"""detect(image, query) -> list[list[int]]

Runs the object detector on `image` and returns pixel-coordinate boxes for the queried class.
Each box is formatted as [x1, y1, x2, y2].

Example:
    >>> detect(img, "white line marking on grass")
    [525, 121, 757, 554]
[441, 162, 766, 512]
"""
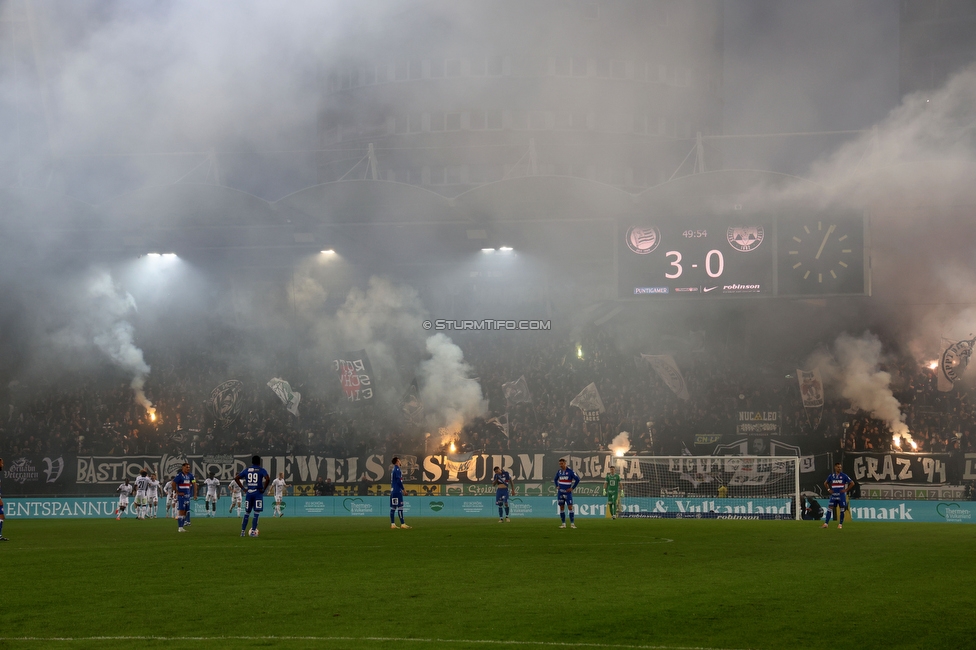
[424, 539, 674, 548]
[11, 539, 672, 551]
[0, 636, 747, 650]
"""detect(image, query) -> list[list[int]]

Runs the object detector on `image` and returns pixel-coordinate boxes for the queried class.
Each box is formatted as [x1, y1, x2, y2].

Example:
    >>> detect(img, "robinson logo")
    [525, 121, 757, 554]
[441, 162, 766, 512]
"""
[727, 226, 764, 252]
[625, 226, 661, 254]
[723, 283, 761, 294]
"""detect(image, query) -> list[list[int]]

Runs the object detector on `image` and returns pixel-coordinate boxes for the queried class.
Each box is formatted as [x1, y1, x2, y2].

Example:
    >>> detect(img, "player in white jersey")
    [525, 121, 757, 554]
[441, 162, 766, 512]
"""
[204, 472, 221, 517]
[116, 479, 133, 520]
[163, 479, 177, 519]
[228, 478, 243, 516]
[271, 472, 287, 517]
[148, 473, 161, 518]
[133, 470, 152, 520]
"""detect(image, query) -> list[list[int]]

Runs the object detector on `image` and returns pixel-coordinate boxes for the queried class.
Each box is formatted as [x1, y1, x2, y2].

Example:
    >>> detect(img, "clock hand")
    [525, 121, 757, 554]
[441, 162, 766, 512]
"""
[815, 224, 836, 260]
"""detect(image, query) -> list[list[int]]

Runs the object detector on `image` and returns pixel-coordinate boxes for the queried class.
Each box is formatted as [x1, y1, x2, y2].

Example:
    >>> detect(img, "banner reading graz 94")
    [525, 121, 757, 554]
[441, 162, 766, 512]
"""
[843, 452, 954, 485]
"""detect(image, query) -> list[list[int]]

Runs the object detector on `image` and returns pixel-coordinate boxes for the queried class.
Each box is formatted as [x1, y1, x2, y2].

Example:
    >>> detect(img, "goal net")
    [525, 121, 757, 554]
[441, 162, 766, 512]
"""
[616, 456, 800, 520]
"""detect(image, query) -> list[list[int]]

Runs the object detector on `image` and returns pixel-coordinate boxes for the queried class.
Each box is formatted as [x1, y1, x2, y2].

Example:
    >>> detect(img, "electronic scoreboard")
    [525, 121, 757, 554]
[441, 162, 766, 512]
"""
[617, 213, 867, 298]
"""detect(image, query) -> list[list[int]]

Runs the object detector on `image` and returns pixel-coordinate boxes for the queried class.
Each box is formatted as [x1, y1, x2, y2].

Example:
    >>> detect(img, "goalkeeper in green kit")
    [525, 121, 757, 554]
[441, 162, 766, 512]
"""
[605, 465, 622, 519]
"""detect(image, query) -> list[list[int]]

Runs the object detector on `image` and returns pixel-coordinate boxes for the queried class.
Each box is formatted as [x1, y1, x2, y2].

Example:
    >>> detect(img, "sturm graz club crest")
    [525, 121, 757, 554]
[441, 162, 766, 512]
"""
[625, 226, 661, 254]
[942, 339, 975, 385]
[727, 226, 765, 252]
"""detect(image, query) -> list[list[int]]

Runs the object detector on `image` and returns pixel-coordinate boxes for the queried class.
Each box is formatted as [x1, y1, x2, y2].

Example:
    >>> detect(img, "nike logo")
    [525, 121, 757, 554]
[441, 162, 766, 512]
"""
[703, 286, 718, 293]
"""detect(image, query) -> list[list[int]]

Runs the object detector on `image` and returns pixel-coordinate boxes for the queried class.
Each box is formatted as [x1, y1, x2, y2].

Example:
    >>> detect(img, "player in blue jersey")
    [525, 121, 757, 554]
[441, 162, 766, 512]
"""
[235, 455, 271, 537]
[389, 457, 411, 529]
[0, 457, 8, 541]
[554, 458, 581, 529]
[492, 466, 514, 522]
[823, 462, 853, 529]
[172, 462, 197, 533]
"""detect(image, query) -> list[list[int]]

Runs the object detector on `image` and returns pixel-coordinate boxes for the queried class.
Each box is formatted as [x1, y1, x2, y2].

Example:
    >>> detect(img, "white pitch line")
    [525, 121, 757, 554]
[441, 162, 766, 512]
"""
[11, 539, 672, 551]
[0, 636, 749, 650]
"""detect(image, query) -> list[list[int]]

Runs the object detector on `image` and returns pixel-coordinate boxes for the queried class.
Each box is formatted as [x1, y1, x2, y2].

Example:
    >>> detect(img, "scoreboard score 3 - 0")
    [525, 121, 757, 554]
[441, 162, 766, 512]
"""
[617, 213, 867, 298]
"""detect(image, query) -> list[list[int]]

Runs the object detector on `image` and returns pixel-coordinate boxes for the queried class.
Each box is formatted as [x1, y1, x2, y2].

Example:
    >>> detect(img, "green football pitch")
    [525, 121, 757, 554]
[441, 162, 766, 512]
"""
[0, 516, 972, 650]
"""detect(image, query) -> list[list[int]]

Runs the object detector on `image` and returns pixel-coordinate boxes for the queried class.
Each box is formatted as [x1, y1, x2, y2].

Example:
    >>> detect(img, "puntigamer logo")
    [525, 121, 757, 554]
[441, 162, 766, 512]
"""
[428, 501, 445, 512]
[937, 502, 972, 523]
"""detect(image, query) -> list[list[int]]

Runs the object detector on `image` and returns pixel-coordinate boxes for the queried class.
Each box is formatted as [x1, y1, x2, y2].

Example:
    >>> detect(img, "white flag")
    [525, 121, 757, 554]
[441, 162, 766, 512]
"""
[570, 382, 605, 413]
[796, 369, 824, 408]
[487, 413, 510, 438]
[267, 378, 301, 417]
[641, 354, 690, 401]
[502, 376, 532, 405]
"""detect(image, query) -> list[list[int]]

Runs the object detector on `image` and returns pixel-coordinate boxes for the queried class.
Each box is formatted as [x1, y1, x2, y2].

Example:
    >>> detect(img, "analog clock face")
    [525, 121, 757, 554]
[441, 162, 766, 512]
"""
[780, 217, 865, 295]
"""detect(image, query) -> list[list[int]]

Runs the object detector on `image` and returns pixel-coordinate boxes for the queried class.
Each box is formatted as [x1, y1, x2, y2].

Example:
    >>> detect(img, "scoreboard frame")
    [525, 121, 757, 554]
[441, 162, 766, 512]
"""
[615, 211, 870, 299]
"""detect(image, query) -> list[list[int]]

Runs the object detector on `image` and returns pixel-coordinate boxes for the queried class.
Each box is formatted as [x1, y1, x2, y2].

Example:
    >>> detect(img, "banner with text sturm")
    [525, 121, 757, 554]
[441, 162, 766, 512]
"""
[3, 450, 655, 496]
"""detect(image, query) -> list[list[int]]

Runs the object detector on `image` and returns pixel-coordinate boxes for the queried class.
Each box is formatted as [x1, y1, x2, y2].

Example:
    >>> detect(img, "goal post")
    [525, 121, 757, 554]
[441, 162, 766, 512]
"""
[615, 456, 801, 521]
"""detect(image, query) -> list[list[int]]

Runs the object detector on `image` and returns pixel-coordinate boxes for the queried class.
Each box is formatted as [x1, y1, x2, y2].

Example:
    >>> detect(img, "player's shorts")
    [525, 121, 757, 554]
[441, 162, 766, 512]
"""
[206, 493, 218, 502]
[390, 492, 404, 509]
[245, 493, 263, 513]
[557, 491, 574, 507]
[495, 490, 509, 506]
[177, 495, 191, 512]
[149, 496, 158, 505]
[118, 497, 130, 507]
[135, 495, 148, 506]
[0, 501, 4, 516]
[828, 494, 848, 509]
[231, 494, 242, 505]
[275, 495, 283, 503]
[606, 490, 619, 501]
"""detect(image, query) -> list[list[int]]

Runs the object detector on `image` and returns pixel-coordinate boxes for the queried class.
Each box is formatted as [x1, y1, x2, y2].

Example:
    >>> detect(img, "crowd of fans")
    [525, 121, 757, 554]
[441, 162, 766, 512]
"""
[1, 325, 974, 462]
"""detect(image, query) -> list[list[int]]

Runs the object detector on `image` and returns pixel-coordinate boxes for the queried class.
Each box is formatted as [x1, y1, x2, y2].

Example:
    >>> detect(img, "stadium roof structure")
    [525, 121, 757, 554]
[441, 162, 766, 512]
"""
[4, 166, 947, 271]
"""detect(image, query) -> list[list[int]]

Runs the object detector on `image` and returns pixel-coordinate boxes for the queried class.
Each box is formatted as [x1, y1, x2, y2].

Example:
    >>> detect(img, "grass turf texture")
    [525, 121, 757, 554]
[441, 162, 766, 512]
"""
[0, 517, 972, 650]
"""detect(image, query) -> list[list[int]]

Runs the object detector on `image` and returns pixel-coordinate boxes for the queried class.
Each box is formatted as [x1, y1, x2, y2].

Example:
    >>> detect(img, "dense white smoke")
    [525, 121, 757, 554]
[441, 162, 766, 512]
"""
[736, 64, 976, 211]
[812, 333, 911, 448]
[297, 275, 487, 430]
[419, 333, 487, 438]
[85, 271, 155, 416]
[609, 431, 631, 457]
[327, 276, 428, 406]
